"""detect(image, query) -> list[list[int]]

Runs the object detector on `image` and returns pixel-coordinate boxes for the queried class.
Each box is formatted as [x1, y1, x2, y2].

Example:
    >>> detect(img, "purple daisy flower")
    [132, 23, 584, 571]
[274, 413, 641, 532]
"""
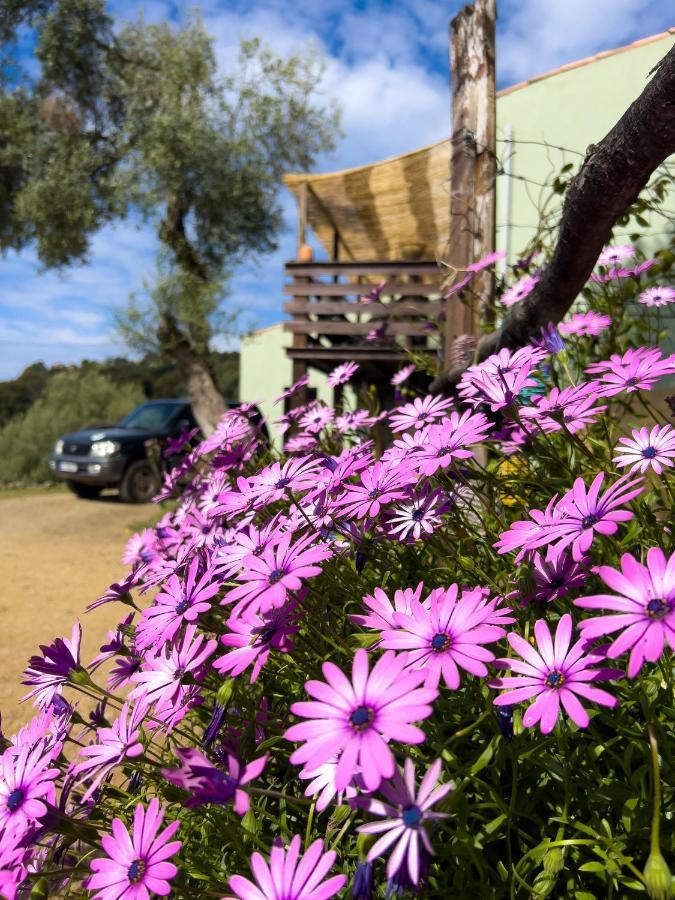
[388, 395, 453, 433]
[85, 798, 181, 899]
[22, 623, 83, 708]
[597, 244, 634, 267]
[500, 274, 539, 307]
[327, 361, 359, 387]
[212, 601, 301, 683]
[136, 557, 221, 650]
[638, 286, 675, 307]
[491, 614, 621, 734]
[352, 757, 452, 886]
[285, 649, 437, 792]
[575, 547, 675, 677]
[522, 551, 588, 605]
[558, 311, 612, 336]
[379, 584, 508, 690]
[391, 364, 416, 386]
[613, 425, 675, 475]
[162, 747, 266, 814]
[0, 740, 59, 830]
[70, 701, 146, 802]
[229, 834, 346, 900]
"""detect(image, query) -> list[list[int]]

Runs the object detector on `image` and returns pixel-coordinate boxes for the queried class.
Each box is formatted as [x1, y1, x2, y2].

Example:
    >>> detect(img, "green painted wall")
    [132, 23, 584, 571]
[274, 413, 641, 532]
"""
[241, 34, 675, 428]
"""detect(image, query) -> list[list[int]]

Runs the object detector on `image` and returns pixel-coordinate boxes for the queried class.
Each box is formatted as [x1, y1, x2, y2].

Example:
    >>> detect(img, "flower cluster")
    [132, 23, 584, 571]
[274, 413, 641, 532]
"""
[2, 251, 674, 899]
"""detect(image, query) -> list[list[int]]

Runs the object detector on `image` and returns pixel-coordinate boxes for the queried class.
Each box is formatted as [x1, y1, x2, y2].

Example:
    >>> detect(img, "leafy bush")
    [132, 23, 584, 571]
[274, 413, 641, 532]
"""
[0, 369, 144, 483]
[1, 244, 674, 900]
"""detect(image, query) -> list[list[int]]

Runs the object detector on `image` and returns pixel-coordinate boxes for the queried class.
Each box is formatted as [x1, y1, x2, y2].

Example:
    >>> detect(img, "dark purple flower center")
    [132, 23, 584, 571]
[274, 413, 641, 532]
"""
[140, 550, 154, 563]
[545, 670, 565, 689]
[201, 525, 211, 535]
[642, 446, 657, 459]
[646, 598, 669, 619]
[6, 789, 23, 811]
[349, 705, 374, 731]
[581, 514, 598, 529]
[175, 599, 189, 615]
[411, 509, 425, 521]
[127, 859, 146, 884]
[625, 377, 639, 386]
[275, 478, 291, 489]
[437, 446, 452, 456]
[402, 804, 423, 827]
[368, 490, 381, 501]
[256, 624, 277, 644]
[431, 633, 452, 653]
[417, 412, 428, 421]
[268, 569, 285, 585]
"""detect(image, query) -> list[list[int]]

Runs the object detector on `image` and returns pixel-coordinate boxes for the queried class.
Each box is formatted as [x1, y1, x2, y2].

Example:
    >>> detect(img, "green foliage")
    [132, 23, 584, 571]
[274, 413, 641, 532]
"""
[1, 2, 340, 383]
[0, 368, 143, 483]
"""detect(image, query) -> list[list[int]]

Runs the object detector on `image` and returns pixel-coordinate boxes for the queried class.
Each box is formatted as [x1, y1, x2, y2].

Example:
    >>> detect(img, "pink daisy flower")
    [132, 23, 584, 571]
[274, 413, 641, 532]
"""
[129, 623, 217, 711]
[85, 798, 181, 899]
[465, 365, 538, 413]
[597, 244, 634, 267]
[613, 425, 675, 475]
[500, 274, 539, 307]
[0, 741, 59, 830]
[558, 312, 612, 336]
[385, 488, 446, 542]
[136, 557, 221, 650]
[327, 361, 359, 386]
[519, 384, 607, 434]
[285, 649, 437, 792]
[350, 584, 426, 631]
[388, 395, 453, 433]
[249, 457, 322, 506]
[517, 551, 588, 605]
[379, 584, 509, 689]
[298, 403, 334, 434]
[638, 286, 675, 307]
[491, 614, 621, 733]
[70, 701, 146, 801]
[391, 364, 416, 386]
[413, 411, 491, 475]
[228, 834, 346, 900]
[575, 547, 675, 677]
[273, 374, 310, 406]
[212, 601, 300, 682]
[353, 757, 451, 886]
[224, 531, 332, 617]
[336, 461, 413, 520]
[298, 757, 358, 811]
[586, 347, 675, 397]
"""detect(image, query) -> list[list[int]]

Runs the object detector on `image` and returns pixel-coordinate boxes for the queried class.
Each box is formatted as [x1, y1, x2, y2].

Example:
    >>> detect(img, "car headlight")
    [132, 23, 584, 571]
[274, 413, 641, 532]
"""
[54, 439, 64, 454]
[90, 440, 120, 457]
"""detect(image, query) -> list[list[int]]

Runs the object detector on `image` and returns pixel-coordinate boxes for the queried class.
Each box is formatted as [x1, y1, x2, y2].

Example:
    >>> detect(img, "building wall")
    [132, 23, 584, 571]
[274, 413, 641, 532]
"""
[241, 34, 675, 426]
[496, 34, 674, 261]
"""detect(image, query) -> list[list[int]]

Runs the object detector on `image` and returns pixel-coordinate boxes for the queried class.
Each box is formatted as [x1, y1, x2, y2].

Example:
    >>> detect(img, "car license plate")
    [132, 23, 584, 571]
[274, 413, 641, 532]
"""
[59, 461, 78, 473]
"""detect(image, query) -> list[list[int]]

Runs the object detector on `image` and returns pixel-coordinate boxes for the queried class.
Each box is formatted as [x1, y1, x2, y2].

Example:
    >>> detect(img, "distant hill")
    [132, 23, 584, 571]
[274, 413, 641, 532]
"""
[0, 352, 239, 430]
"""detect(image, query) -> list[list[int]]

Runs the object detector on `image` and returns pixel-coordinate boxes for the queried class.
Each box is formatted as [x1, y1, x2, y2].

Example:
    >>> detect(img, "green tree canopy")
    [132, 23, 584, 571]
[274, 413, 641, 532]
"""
[1, 1, 340, 430]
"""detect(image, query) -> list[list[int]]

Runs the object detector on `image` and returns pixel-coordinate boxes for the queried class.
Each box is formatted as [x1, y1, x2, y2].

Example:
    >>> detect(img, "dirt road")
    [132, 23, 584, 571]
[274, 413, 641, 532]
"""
[0, 491, 155, 735]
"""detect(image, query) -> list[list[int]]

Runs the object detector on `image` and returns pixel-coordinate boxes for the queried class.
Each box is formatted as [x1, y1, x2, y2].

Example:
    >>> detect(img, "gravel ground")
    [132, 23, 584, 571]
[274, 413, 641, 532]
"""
[0, 490, 155, 735]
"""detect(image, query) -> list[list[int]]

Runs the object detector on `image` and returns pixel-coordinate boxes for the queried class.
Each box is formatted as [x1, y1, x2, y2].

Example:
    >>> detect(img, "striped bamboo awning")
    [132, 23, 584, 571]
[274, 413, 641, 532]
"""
[284, 139, 451, 262]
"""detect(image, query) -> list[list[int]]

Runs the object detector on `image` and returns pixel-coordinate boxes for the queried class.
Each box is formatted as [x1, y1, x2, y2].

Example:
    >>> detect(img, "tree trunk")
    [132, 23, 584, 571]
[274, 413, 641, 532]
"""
[158, 195, 227, 435]
[431, 41, 675, 393]
[157, 312, 226, 436]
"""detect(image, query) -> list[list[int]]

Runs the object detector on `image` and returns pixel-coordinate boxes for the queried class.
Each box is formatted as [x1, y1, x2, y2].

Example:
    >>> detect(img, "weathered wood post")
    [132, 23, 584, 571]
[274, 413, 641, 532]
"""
[443, 0, 497, 370]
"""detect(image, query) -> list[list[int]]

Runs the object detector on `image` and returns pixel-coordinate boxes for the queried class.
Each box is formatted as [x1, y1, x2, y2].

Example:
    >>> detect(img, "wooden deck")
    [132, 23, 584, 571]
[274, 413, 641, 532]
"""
[283, 260, 443, 397]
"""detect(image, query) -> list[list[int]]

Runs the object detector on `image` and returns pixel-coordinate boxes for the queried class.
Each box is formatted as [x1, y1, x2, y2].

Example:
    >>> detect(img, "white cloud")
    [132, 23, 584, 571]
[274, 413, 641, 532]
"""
[496, 0, 673, 85]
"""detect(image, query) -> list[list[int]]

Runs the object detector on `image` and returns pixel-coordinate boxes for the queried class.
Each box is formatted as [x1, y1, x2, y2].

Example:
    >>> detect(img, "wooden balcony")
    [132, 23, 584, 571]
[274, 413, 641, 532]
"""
[283, 260, 443, 389]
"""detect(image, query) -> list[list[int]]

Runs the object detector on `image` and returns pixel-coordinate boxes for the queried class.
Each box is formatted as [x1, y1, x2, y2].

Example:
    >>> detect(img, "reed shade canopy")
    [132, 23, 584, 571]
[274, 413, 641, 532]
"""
[284, 139, 452, 263]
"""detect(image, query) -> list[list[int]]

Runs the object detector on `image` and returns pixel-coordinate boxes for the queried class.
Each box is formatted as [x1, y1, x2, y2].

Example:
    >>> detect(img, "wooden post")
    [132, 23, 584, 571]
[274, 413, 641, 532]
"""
[297, 181, 308, 254]
[443, 0, 496, 370]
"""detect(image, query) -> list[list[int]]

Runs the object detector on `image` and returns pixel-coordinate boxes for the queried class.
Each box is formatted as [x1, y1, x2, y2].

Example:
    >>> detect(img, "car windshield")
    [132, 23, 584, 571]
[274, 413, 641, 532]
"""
[119, 403, 184, 430]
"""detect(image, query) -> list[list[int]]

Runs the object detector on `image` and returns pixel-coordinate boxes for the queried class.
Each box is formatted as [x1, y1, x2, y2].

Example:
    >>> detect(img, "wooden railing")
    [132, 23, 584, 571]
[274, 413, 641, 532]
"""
[283, 261, 443, 377]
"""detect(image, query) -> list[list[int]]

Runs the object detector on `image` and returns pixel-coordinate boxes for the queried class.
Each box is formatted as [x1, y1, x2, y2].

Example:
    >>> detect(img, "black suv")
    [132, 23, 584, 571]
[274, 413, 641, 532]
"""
[49, 399, 197, 503]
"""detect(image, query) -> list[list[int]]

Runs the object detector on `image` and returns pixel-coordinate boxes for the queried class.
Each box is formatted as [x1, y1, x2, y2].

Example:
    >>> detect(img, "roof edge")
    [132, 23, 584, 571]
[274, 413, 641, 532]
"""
[498, 28, 675, 98]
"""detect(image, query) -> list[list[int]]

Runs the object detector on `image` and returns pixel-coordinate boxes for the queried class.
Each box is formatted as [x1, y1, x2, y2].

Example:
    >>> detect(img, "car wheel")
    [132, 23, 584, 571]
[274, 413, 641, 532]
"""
[66, 481, 103, 500]
[119, 460, 160, 504]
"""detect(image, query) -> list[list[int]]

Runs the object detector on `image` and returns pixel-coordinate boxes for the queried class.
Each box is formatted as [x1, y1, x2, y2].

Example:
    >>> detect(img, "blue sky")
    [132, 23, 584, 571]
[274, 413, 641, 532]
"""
[1, 0, 673, 380]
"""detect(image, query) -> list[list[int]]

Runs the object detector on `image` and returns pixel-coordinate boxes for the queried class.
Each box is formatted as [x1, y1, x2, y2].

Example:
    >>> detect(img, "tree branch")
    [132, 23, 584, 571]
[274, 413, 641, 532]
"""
[431, 41, 675, 394]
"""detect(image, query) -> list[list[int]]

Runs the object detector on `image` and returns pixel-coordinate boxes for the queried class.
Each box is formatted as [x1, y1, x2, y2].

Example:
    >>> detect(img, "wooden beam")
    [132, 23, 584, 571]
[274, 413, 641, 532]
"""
[282, 281, 441, 297]
[283, 300, 443, 317]
[284, 320, 436, 337]
[285, 261, 440, 277]
[443, 0, 496, 368]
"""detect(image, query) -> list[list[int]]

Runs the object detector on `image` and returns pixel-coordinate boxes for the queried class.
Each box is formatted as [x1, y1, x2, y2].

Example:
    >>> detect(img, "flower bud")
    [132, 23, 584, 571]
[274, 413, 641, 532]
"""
[643, 846, 672, 900]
